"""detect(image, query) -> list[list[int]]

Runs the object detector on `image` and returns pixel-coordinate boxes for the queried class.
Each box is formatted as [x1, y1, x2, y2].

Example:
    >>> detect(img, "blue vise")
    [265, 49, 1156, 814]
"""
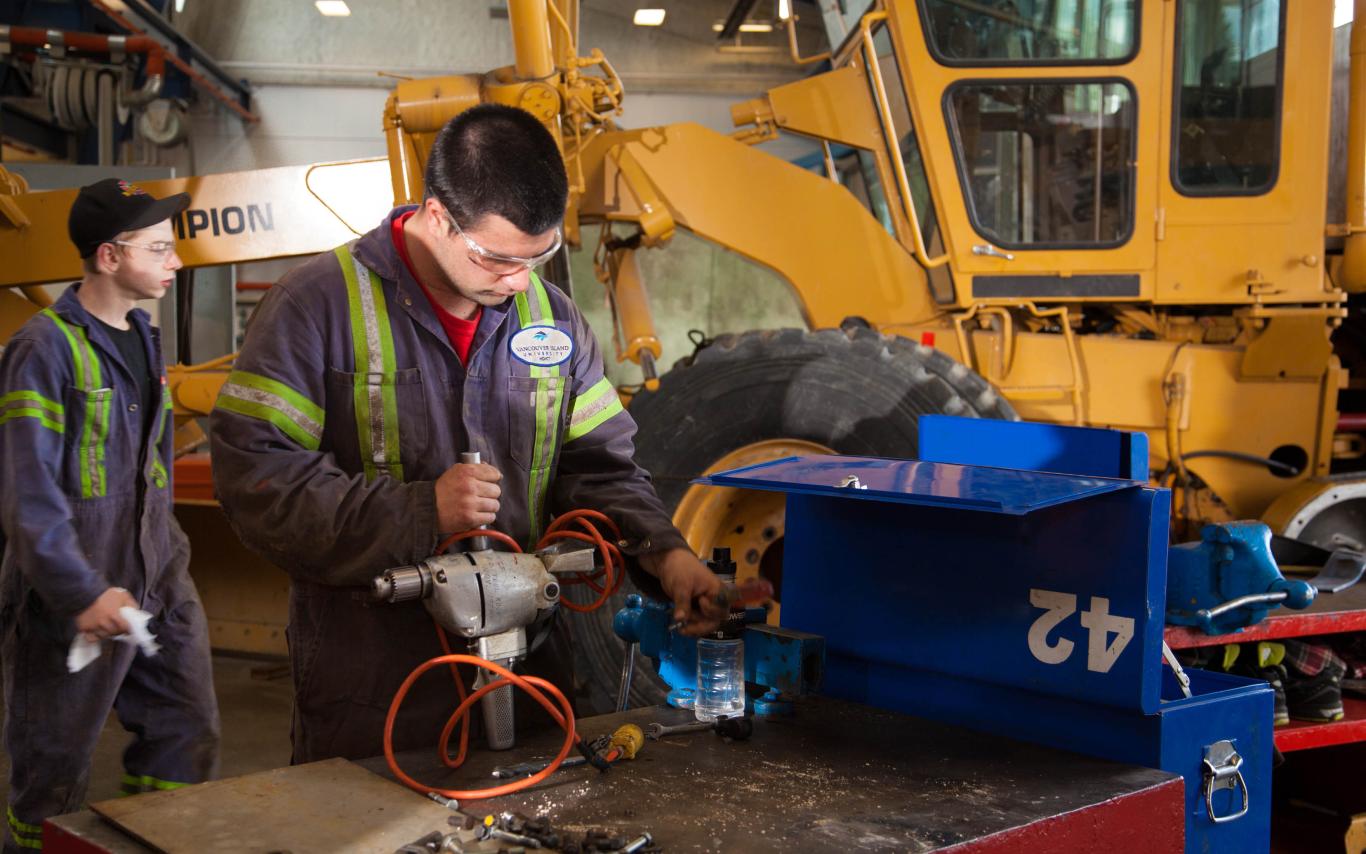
[613, 594, 825, 712]
[1166, 522, 1316, 635]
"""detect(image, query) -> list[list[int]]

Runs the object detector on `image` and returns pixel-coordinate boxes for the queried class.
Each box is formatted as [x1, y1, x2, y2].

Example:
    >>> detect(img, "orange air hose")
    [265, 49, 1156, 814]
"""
[386, 510, 627, 800]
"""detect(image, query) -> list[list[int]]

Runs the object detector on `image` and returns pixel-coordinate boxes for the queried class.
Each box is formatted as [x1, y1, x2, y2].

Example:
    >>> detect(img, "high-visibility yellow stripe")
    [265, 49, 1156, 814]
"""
[337, 244, 403, 482]
[0, 409, 64, 434]
[0, 391, 62, 416]
[7, 807, 40, 835]
[8, 806, 43, 849]
[566, 377, 624, 442]
[515, 272, 563, 546]
[120, 773, 191, 793]
[215, 370, 324, 451]
[41, 310, 106, 497]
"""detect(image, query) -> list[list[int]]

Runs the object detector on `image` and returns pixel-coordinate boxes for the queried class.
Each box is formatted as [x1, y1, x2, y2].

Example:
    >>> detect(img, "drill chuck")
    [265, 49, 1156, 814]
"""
[371, 566, 430, 603]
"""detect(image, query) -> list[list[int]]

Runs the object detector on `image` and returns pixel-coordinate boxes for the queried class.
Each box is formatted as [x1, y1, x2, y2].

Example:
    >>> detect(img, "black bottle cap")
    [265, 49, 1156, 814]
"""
[708, 547, 737, 577]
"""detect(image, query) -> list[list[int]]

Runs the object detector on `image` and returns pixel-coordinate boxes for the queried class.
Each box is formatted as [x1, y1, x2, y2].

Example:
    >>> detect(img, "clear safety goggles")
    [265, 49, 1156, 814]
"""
[112, 239, 178, 261]
[443, 210, 562, 276]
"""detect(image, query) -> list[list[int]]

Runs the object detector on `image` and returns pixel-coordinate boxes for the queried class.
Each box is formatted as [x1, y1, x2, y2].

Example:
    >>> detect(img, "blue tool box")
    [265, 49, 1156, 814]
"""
[696, 416, 1272, 853]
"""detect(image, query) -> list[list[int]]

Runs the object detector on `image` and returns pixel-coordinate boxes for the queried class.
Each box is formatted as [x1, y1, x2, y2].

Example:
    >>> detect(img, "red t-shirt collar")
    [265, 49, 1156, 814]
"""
[391, 210, 481, 364]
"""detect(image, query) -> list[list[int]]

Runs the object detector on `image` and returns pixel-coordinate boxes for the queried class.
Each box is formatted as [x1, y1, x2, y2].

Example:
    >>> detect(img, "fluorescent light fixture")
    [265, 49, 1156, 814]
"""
[633, 8, 666, 26]
[175, 0, 187, 12]
[778, 0, 791, 20]
[315, 0, 351, 16]
[712, 21, 775, 33]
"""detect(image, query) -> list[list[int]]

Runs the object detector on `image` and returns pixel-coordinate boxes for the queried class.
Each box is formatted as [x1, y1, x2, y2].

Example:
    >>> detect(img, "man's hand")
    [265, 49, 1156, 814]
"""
[74, 587, 137, 641]
[435, 462, 502, 532]
[642, 548, 727, 637]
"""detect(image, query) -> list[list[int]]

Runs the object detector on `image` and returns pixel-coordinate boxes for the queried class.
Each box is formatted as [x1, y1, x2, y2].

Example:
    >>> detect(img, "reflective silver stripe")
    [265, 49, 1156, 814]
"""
[521, 274, 561, 544]
[41, 309, 106, 497]
[0, 396, 63, 425]
[524, 284, 548, 324]
[352, 254, 387, 466]
[221, 381, 323, 443]
[71, 338, 97, 394]
[567, 381, 622, 441]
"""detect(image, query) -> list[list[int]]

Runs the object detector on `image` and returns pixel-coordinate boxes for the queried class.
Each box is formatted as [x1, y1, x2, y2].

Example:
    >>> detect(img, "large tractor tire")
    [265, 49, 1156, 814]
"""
[568, 327, 1017, 712]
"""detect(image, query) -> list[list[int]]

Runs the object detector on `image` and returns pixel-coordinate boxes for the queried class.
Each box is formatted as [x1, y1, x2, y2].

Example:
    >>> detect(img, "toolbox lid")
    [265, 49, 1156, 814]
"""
[695, 454, 1139, 515]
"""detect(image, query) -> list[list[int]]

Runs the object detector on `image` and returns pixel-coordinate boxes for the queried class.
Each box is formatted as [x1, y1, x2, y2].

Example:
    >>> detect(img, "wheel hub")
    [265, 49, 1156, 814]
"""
[673, 438, 833, 621]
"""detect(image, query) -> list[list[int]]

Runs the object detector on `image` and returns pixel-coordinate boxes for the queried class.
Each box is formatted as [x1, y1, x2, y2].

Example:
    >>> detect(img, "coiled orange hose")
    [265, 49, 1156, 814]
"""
[385, 510, 626, 799]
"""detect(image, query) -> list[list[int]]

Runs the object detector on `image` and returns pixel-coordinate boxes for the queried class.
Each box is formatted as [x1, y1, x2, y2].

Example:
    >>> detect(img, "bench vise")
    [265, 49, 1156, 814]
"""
[613, 593, 825, 714]
[1166, 522, 1317, 635]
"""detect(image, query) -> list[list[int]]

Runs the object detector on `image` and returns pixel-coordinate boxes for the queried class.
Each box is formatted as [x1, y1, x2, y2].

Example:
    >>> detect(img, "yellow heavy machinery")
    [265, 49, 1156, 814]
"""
[0, 0, 1362, 706]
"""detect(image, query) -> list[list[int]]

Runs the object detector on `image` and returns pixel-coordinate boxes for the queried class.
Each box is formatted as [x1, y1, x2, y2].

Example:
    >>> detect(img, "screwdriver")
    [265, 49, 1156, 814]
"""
[668, 577, 774, 633]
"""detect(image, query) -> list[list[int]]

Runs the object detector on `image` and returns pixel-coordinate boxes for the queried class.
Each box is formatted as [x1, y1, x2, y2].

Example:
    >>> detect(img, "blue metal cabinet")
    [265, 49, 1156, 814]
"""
[698, 417, 1271, 853]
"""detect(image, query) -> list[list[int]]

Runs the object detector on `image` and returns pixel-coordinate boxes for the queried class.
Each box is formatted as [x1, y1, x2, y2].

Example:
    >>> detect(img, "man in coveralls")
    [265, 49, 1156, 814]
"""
[0, 179, 220, 852]
[209, 104, 726, 763]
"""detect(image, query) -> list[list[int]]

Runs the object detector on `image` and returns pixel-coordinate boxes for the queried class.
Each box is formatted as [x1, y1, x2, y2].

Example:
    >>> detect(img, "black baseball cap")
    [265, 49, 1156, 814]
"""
[67, 178, 190, 258]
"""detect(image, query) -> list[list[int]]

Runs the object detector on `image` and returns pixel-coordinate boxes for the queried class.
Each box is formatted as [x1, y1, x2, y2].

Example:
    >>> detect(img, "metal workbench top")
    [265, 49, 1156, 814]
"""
[362, 697, 1183, 852]
[48, 697, 1183, 853]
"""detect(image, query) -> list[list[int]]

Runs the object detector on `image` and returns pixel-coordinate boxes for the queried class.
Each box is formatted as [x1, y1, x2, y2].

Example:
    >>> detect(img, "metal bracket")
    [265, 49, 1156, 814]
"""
[1161, 642, 1193, 699]
[1201, 740, 1249, 824]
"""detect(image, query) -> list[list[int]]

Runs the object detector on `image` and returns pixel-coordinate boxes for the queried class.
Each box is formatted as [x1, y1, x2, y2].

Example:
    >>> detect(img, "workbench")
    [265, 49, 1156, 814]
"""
[46, 698, 1183, 853]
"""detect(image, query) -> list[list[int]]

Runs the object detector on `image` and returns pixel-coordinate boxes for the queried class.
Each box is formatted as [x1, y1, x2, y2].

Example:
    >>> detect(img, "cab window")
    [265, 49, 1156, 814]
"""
[922, 0, 1138, 65]
[864, 26, 942, 258]
[947, 81, 1136, 248]
[835, 147, 896, 237]
[864, 25, 954, 301]
[1173, 0, 1284, 195]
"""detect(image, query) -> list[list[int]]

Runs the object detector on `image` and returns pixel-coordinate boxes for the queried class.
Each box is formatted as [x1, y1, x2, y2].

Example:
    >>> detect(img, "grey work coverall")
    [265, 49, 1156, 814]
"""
[208, 206, 687, 763]
[0, 287, 219, 853]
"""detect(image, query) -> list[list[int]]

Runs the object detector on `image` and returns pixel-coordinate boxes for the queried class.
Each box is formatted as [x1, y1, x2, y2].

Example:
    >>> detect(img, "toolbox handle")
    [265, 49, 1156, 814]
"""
[1201, 740, 1249, 824]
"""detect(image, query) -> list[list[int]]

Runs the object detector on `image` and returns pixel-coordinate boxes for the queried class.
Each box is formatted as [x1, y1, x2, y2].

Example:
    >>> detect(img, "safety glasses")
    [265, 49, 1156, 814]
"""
[443, 210, 562, 276]
[112, 239, 178, 261]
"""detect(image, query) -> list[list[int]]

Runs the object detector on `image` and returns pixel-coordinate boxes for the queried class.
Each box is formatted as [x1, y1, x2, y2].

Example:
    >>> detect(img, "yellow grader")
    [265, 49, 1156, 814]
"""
[0, 0, 1361, 707]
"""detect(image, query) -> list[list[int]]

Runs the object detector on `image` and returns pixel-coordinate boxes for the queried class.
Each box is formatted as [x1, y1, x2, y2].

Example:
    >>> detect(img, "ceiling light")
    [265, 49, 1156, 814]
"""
[778, 0, 791, 20]
[315, 1, 351, 16]
[633, 8, 666, 26]
[712, 21, 775, 33]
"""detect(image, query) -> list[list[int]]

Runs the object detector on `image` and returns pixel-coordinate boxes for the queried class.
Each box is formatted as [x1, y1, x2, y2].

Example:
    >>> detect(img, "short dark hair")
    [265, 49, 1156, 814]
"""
[424, 104, 568, 235]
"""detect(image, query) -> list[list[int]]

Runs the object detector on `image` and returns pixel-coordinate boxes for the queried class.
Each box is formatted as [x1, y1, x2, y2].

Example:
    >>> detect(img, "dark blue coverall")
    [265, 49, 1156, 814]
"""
[0, 287, 219, 852]
[208, 206, 688, 763]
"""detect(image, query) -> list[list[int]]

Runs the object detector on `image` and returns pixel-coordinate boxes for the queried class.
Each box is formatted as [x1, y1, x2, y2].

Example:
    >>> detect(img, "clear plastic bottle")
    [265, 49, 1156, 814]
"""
[695, 636, 745, 722]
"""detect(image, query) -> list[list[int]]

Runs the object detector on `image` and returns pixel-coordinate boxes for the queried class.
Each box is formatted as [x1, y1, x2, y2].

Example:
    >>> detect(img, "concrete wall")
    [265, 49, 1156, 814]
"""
[569, 230, 807, 387]
[164, 1, 824, 370]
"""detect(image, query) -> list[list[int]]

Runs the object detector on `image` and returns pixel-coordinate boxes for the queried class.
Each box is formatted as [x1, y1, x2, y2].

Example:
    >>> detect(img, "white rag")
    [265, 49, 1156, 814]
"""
[66, 606, 161, 674]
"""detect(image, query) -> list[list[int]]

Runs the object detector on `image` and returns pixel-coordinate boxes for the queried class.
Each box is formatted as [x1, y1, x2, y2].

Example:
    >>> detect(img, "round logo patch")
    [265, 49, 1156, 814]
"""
[509, 326, 574, 367]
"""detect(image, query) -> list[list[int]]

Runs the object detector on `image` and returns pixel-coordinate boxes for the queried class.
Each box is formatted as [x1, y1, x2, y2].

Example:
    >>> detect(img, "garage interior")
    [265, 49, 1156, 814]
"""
[3, 1, 1366, 852]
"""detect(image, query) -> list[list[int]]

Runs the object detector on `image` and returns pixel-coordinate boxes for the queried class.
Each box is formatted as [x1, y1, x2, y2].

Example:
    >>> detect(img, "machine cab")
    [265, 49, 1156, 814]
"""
[820, 0, 1332, 308]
